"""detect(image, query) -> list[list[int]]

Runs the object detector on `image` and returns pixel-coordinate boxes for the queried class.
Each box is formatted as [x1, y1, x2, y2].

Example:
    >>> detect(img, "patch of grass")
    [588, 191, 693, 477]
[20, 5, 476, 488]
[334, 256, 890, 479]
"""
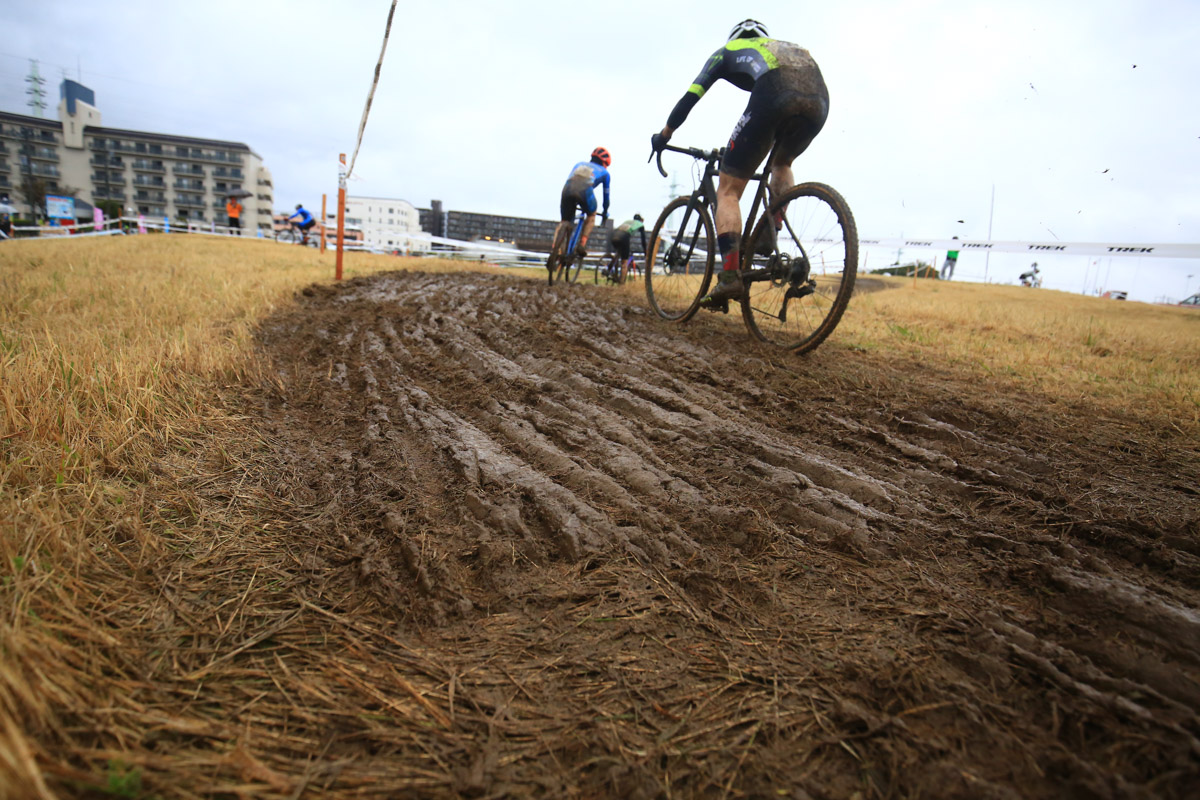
[841, 276, 1199, 427]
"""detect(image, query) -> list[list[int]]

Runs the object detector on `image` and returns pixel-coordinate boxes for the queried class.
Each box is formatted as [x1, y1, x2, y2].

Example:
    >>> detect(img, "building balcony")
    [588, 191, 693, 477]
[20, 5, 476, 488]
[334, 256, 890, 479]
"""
[90, 140, 138, 154]
[175, 194, 205, 208]
[134, 191, 167, 203]
[211, 168, 244, 180]
[91, 155, 125, 168]
[91, 172, 127, 184]
[26, 164, 60, 178]
[171, 148, 244, 165]
[0, 161, 10, 174]
[132, 177, 167, 188]
[93, 189, 126, 201]
[29, 148, 58, 162]
[173, 164, 205, 177]
[172, 181, 205, 192]
[131, 160, 166, 173]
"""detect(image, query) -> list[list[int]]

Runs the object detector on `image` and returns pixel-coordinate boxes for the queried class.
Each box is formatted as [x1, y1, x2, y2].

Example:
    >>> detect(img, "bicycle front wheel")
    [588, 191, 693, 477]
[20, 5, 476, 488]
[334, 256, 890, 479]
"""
[645, 196, 715, 321]
[741, 182, 858, 354]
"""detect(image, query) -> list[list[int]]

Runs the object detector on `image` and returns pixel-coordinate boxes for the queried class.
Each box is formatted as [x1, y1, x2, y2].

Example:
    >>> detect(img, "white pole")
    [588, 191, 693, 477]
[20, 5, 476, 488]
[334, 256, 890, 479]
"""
[984, 184, 994, 283]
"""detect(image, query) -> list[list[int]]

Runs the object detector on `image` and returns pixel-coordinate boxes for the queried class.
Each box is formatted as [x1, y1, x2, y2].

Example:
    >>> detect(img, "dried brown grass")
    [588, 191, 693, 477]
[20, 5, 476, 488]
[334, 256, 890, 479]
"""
[1, 237, 1196, 797]
[840, 275, 1200, 430]
[0, 236, 490, 798]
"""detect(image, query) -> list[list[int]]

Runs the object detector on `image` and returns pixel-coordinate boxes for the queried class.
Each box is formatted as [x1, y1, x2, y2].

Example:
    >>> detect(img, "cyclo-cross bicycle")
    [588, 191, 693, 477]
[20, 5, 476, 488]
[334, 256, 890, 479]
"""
[596, 227, 647, 285]
[597, 253, 627, 285]
[645, 144, 858, 354]
[277, 221, 317, 247]
[546, 209, 593, 286]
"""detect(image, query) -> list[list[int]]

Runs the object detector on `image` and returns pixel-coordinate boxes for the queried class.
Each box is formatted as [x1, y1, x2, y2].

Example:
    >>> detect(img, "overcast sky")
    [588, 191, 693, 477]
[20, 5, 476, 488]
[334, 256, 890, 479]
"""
[3, 0, 1198, 302]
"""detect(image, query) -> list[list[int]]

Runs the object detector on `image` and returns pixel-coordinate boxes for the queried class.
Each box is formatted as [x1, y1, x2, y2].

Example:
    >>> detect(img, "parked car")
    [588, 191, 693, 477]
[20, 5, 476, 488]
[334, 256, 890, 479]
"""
[1180, 293, 1200, 308]
[1102, 290, 1128, 300]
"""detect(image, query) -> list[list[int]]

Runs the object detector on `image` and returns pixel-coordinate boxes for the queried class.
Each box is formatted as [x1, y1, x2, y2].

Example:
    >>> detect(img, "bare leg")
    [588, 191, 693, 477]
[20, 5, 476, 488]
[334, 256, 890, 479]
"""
[700, 172, 753, 310]
[714, 172, 750, 237]
[579, 214, 596, 249]
[768, 161, 794, 201]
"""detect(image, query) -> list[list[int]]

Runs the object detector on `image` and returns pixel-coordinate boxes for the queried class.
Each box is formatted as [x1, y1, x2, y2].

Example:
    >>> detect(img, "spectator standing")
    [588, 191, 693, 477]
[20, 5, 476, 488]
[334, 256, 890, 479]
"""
[942, 236, 959, 280]
[225, 196, 243, 235]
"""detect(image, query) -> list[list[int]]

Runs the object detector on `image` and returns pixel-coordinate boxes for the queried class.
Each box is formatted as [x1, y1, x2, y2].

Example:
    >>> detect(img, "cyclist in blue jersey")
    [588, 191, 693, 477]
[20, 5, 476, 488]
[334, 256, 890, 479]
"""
[287, 204, 317, 245]
[551, 147, 612, 269]
[650, 20, 830, 312]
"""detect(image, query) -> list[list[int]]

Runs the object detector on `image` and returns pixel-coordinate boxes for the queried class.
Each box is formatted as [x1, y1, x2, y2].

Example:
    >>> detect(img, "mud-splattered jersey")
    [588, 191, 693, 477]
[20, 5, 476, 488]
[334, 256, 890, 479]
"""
[616, 218, 644, 235]
[563, 161, 611, 212]
[667, 38, 817, 130]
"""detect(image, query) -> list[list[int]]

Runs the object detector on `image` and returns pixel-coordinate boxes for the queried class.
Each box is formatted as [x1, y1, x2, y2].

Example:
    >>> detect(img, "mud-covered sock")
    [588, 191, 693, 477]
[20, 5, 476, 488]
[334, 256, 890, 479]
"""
[718, 232, 741, 272]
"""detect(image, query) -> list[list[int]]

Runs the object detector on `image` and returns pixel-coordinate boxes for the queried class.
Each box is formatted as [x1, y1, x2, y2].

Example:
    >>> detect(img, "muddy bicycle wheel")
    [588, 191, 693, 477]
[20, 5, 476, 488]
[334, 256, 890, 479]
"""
[546, 230, 567, 286]
[741, 182, 858, 354]
[567, 250, 585, 284]
[645, 196, 715, 321]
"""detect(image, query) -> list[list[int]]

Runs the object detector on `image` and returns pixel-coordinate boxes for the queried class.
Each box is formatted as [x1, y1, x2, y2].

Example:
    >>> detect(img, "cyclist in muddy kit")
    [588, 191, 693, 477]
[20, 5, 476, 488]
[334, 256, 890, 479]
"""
[650, 19, 830, 312]
[610, 214, 646, 277]
[553, 147, 612, 264]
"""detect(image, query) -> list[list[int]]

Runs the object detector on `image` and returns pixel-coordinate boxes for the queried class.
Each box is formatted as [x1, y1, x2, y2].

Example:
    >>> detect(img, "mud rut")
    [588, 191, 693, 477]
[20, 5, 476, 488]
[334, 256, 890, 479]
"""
[246, 269, 1199, 798]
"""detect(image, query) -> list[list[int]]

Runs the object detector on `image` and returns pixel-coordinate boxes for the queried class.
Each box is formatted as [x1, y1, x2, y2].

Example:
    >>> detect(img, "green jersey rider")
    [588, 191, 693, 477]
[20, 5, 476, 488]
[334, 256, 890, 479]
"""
[610, 214, 646, 278]
[650, 19, 830, 311]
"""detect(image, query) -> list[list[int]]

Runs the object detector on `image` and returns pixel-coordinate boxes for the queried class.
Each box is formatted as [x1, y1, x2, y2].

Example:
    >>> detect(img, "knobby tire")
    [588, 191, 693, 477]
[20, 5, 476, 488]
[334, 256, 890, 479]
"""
[645, 196, 715, 322]
[740, 182, 858, 354]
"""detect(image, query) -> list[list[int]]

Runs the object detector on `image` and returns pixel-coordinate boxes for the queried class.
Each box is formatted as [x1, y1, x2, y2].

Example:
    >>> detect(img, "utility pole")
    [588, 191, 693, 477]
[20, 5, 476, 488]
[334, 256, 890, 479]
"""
[25, 60, 47, 117]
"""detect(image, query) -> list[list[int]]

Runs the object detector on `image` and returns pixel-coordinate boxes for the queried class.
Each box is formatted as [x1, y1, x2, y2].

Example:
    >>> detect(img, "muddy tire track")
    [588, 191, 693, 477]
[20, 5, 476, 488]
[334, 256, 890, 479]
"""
[250, 269, 1200, 797]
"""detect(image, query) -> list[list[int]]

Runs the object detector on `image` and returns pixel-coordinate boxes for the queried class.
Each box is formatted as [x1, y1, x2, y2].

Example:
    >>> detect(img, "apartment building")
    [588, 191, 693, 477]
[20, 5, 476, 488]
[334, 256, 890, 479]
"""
[0, 79, 273, 230]
[418, 200, 613, 254]
[342, 196, 421, 249]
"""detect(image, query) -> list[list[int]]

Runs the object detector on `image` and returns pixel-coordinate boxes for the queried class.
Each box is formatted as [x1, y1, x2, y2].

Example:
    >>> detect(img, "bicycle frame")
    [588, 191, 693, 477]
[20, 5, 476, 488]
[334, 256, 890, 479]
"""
[653, 144, 773, 256]
[566, 210, 588, 254]
[651, 143, 831, 326]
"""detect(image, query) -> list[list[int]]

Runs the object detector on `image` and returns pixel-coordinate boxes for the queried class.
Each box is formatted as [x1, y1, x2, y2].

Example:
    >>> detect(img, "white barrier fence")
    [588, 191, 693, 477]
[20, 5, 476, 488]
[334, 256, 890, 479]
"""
[4, 217, 1196, 278]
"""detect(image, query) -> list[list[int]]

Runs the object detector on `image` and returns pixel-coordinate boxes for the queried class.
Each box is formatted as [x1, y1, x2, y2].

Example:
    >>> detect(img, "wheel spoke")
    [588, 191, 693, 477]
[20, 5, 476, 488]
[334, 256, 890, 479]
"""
[645, 198, 714, 321]
[741, 184, 857, 353]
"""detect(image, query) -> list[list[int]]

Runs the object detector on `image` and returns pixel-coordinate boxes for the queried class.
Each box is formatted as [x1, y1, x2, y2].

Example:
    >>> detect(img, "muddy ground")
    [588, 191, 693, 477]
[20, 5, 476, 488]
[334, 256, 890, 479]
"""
[238, 269, 1199, 798]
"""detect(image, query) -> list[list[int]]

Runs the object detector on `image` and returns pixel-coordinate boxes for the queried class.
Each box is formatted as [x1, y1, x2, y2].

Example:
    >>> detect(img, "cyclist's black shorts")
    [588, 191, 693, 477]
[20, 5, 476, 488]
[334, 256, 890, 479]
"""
[720, 68, 829, 180]
[299, 219, 316, 231]
[611, 229, 632, 260]
[560, 184, 596, 222]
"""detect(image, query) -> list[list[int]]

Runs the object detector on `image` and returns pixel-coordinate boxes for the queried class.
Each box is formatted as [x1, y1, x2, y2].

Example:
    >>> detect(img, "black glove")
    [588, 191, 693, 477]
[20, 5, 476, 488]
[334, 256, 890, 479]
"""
[650, 132, 670, 154]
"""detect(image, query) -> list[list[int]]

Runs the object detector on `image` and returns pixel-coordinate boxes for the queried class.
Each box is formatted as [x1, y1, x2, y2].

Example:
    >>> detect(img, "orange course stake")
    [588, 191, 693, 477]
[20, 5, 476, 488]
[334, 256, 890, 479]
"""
[336, 153, 347, 281]
[320, 193, 327, 254]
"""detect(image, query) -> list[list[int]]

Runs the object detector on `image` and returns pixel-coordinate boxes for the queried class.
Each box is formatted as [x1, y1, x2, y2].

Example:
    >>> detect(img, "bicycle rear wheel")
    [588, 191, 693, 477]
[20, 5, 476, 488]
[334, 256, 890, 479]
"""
[567, 251, 585, 284]
[741, 182, 858, 354]
[547, 228, 567, 286]
[645, 196, 715, 321]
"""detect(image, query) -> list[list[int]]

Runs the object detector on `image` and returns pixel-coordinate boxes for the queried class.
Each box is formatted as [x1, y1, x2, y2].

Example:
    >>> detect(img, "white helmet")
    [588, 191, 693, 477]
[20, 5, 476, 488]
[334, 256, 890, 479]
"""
[728, 19, 769, 41]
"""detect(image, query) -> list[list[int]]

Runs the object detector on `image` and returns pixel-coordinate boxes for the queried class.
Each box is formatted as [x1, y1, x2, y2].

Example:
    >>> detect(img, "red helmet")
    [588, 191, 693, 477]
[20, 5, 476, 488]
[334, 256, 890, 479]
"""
[591, 147, 612, 167]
